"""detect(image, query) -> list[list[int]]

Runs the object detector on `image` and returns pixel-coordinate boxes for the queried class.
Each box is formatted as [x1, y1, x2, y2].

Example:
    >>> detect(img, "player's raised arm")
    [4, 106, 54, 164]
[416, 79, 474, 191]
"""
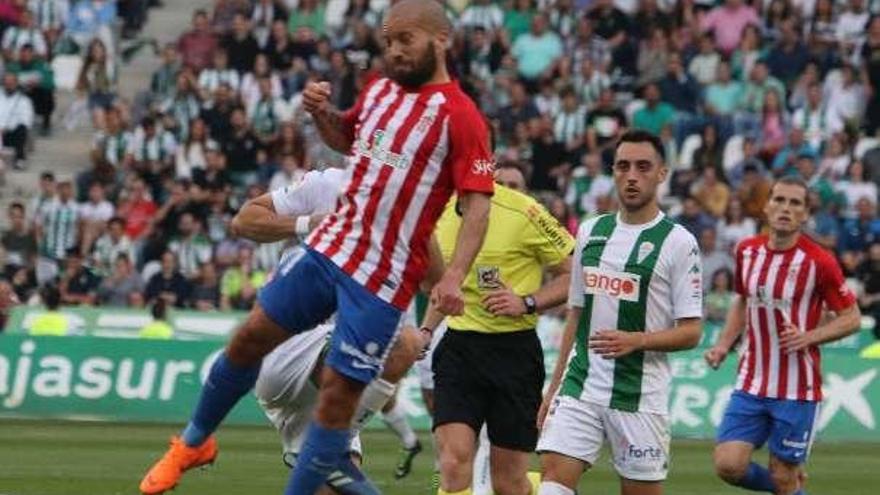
[302, 81, 356, 154]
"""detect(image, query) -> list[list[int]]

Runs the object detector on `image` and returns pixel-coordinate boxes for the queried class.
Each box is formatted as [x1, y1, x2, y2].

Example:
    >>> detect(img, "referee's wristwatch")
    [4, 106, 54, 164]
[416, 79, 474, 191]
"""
[522, 294, 537, 315]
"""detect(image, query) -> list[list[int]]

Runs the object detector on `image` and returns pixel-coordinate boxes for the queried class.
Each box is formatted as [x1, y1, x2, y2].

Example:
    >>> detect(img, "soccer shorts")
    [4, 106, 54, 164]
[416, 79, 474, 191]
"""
[257, 247, 403, 384]
[537, 395, 670, 482]
[413, 322, 447, 390]
[432, 328, 544, 452]
[716, 390, 819, 464]
[255, 324, 363, 463]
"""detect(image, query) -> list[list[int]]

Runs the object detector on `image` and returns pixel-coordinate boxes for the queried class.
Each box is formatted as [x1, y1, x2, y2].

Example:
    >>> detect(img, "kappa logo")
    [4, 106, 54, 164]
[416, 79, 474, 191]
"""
[583, 267, 640, 302]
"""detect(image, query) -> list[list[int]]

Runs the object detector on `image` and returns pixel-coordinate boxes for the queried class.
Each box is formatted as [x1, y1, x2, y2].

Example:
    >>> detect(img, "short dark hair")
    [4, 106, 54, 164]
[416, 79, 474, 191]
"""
[108, 216, 125, 227]
[151, 298, 167, 321]
[40, 171, 55, 181]
[770, 175, 809, 204]
[42, 284, 61, 310]
[615, 129, 666, 163]
[8, 201, 24, 214]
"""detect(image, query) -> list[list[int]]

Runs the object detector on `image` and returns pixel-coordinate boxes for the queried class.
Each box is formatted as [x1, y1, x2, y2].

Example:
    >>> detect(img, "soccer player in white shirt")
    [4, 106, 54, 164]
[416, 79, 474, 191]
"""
[536, 130, 704, 495]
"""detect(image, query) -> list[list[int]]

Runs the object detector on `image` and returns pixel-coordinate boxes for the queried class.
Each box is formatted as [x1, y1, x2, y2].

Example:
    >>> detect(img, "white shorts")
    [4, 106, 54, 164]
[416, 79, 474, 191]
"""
[254, 324, 363, 460]
[413, 322, 447, 390]
[537, 395, 670, 482]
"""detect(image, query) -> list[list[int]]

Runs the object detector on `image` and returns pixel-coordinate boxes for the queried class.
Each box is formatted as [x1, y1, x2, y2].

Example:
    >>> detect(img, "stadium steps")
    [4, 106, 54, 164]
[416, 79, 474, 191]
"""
[0, 0, 211, 229]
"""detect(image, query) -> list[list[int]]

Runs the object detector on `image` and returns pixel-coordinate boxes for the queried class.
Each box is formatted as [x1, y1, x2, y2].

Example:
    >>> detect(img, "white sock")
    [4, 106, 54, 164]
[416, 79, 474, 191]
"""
[382, 399, 419, 448]
[472, 425, 492, 495]
[539, 481, 574, 495]
[352, 378, 396, 432]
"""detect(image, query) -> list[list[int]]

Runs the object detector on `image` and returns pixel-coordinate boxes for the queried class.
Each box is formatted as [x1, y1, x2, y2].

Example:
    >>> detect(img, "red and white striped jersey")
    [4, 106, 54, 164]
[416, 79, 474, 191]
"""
[307, 78, 495, 310]
[733, 234, 856, 401]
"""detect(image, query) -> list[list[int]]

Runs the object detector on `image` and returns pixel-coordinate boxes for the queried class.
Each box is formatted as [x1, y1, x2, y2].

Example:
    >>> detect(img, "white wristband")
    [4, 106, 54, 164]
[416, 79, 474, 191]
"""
[295, 216, 311, 236]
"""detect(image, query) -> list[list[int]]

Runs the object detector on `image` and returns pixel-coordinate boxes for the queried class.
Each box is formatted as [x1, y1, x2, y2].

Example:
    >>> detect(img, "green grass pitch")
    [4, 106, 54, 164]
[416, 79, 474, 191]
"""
[0, 419, 877, 494]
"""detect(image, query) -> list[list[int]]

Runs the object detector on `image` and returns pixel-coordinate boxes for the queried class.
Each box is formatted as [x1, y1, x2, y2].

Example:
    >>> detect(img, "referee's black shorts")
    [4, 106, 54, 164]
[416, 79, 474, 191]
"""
[432, 327, 545, 452]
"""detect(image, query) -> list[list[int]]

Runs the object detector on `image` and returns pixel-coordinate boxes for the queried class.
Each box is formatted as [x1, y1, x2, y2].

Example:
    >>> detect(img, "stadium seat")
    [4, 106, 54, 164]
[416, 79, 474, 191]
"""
[678, 134, 702, 171]
[723, 135, 745, 175]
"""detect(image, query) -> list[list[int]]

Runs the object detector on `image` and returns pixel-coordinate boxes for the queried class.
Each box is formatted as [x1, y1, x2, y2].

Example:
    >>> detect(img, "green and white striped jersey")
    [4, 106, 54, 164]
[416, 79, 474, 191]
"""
[39, 199, 79, 260]
[562, 212, 703, 414]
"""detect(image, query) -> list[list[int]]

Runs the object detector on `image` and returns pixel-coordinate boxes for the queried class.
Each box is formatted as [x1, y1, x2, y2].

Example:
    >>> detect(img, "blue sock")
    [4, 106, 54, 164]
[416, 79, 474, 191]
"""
[285, 422, 379, 495]
[736, 462, 776, 492]
[181, 353, 260, 447]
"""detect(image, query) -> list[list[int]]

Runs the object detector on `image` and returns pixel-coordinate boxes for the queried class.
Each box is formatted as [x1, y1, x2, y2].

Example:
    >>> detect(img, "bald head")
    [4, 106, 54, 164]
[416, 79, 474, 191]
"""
[382, 0, 450, 87]
[385, 0, 451, 37]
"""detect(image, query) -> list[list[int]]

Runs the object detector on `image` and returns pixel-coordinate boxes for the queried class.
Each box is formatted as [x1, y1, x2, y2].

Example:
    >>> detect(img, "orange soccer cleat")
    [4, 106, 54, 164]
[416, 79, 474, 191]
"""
[139, 435, 218, 494]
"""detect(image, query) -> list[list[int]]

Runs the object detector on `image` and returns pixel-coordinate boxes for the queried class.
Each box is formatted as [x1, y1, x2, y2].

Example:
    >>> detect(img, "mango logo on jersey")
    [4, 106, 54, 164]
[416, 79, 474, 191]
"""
[583, 267, 641, 302]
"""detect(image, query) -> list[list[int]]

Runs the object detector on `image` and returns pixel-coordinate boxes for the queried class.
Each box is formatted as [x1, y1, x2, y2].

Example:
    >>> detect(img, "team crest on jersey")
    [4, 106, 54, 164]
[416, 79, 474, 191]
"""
[355, 129, 405, 169]
[476, 265, 502, 290]
[583, 267, 641, 302]
[636, 242, 655, 264]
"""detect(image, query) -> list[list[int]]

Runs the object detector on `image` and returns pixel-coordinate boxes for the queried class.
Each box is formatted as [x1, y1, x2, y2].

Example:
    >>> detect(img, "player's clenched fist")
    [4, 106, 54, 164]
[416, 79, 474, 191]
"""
[302, 81, 332, 116]
[431, 273, 465, 316]
[704, 345, 728, 370]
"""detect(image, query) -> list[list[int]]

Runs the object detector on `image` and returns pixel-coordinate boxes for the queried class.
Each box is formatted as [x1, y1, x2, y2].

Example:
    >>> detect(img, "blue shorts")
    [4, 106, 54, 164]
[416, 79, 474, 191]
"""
[717, 390, 819, 464]
[257, 247, 402, 384]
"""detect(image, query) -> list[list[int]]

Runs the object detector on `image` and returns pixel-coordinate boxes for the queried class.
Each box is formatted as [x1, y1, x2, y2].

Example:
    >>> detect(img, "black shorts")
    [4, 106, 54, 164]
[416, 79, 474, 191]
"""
[432, 328, 545, 452]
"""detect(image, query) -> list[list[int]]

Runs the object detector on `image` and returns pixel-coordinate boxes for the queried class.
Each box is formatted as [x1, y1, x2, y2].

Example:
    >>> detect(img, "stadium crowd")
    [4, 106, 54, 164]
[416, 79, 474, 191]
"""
[0, 0, 880, 337]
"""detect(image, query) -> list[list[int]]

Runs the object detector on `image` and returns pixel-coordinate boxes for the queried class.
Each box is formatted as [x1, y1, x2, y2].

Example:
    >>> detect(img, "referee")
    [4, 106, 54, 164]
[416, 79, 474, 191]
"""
[425, 163, 575, 495]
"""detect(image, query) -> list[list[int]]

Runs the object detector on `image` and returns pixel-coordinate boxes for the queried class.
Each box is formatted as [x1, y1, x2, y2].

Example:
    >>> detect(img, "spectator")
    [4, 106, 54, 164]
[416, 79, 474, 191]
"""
[220, 246, 265, 310]
[857, 242, 880, 339]
[58, 248, 100, 306]
[700, 0, 760, 55]
[264, 18, 296, 72]
[566, 17, 610, 75]
[0, 72, 35, 165]
[460, 0, 504, 33]
[222, 12, 260, 74]
[771, 128, 814, 176]
[584, 87, 625, 164]
[150, 43, 181, 101]
[636, 27, 671, 88]
[565, 152, 613, 220]
[497, 80, 539, 140]
[35, 178, 78, 284]
[97, 253, 144, 307]
[862, 16, 880, 136]
[7, 43, 54, 135]
[0, 277, 20, 330]
[2, 9, 47, 61]
[511, 14, 563, 83]
[116, 177, 158, 241]
[552, 86, 587, 162]
[65, 0, 116, 54]
[730, 24, 764, 82]
[139, 298, 173, 339]
[791, 82, 829, 151]
[93, 216, 137, 275]
[248, 77, 286, 148]
[193, 144, 230, 191]
[658, 51, 702, 115]
[268, 152, 307, 192]
[705, 268, 734, 324]
[250, 0, 287, 47]
[835, 0, 870, 53]
[167, 212, 213, 280]
[239, 53, 283, 111]
[128, 116, 178, 183]
[805, 190, 841, 250]
[287, 0, 325, 38]
[692, 167, 731, 219]
[788, 61, 820, 111]
[688, 33, 722, 87]
[76, 38, 117, 129]
[632, 82, 675, 136]
[78, 182, 114, 255]
[222, 106, 259, 185]
[175, 117, 214, 180]
[736, 163, 772, 221]
[739, 60, 785, 116]
[189, 260, 221, 310]
[29, 284, 69, 335]
[795, 152, 837, 209]
[177, 9, 218, 71]
[2, 202, 37, 269]
[572, 57, 611, 110]
[145, 250, 191, 308]
[716, 197, 757, 253]
[631, 0, 674, 43]
[212, 0, 248, 34]
[824, 63, 866, 134]
[198, 49, 241, 100]
[86, 106, 132, 191]
[838, 196, 880, 260]
[758, 90, 790, 159]
[765, 18, 810, 89]
[676, 195, 717, 238]
[161, 71, 201, 140]
[28, 171, 55, 226]
[200, 82, 237, 141]
[699, 227, 735, 288]
[29, 0, 70, 50]
[529, 116, 568, 191]
[692, 123, 726, 180]
[837, 161, 878, 219]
